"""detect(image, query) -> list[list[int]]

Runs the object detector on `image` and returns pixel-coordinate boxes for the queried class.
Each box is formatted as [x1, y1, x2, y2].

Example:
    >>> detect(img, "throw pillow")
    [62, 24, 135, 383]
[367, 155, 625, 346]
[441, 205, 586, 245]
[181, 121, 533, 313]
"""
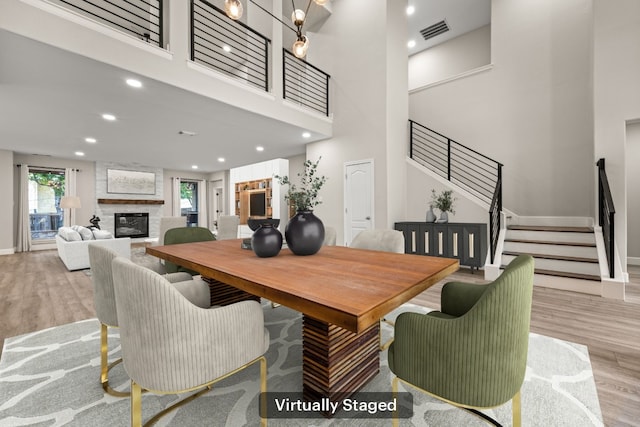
[72, 225, 95, 240]
[92, 229, 114, 240]
[58, 227, 82, 242]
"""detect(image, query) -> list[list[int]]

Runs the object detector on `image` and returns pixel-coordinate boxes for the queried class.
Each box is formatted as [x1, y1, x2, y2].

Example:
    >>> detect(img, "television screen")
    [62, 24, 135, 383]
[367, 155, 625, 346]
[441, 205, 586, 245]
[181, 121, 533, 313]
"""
[249, 192, 266, 217]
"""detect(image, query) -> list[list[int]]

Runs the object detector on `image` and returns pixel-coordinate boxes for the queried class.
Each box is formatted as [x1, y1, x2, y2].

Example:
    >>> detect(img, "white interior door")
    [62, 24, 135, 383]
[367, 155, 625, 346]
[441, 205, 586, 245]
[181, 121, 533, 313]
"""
[344, 160, 374, 246]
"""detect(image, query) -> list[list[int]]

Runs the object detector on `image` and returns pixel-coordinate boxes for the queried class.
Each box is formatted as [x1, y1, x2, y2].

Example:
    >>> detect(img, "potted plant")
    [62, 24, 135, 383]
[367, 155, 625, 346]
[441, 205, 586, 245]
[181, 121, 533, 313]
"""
[275, 158, 328, 255]
[431, 189, 456, 223]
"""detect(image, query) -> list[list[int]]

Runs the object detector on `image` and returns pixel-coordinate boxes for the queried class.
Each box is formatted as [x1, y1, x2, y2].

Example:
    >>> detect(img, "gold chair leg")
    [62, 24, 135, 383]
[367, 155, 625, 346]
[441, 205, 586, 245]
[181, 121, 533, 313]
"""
[131, 381, 143, 427]
[512, 389, 521, 427]
[260, 357, 268, 427]
[379, 318, 395, 351]
[100, 323, 129, 397]
[392, 376, 400, 427]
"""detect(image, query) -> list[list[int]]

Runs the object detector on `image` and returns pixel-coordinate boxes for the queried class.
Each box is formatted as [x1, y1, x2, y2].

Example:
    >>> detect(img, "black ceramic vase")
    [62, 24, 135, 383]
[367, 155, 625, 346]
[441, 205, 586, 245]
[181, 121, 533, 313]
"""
[251, 223, 283, 258]
[285, 210, 325, 256]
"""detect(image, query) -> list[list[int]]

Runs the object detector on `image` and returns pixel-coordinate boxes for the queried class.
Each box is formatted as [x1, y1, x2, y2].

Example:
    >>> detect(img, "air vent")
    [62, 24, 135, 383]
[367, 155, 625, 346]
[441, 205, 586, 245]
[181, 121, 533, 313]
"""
[420, 20, 450, 41]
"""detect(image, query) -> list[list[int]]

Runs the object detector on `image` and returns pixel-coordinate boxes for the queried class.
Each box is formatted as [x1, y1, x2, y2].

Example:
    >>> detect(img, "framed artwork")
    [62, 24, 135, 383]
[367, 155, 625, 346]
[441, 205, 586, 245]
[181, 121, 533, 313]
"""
[107, 169, 156, 195]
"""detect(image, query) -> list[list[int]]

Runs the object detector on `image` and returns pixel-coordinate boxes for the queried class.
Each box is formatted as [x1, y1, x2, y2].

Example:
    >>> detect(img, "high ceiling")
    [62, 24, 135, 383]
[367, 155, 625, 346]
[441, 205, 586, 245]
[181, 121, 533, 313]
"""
[0, 1, 490, 173]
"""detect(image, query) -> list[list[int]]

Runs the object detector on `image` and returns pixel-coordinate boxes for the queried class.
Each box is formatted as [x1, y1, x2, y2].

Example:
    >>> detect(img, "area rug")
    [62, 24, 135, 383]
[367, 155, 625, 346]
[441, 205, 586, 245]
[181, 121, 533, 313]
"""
[0, 303, 603, 426]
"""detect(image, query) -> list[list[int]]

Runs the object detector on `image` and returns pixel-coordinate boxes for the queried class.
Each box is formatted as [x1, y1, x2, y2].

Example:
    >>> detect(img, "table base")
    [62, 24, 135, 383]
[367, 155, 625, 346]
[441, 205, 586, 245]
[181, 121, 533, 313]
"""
[302, 315, 380, 405]
[201, 277, 260, 306]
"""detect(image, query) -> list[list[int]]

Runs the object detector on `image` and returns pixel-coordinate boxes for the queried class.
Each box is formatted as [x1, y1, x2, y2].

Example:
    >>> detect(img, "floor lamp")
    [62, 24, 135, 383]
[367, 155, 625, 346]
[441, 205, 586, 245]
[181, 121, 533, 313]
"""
[60, 196, 81, 226]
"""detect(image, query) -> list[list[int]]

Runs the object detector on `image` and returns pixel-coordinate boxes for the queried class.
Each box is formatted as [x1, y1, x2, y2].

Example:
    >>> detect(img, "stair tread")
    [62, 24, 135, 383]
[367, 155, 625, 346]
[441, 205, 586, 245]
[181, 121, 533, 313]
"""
[500, 266, 601, 282]
[504, 238, 596, 247]
[502, 251, 598, 263]
[507, 225, 593, 233]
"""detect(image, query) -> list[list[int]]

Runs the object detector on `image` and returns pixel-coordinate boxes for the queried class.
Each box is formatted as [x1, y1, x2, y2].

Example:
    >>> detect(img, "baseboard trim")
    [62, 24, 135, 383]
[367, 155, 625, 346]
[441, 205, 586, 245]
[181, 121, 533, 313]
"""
[0, 247, 16, 255]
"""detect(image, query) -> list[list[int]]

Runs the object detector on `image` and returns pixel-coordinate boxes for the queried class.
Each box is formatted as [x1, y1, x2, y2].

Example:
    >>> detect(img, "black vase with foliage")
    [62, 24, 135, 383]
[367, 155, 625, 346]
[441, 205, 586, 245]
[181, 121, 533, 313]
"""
[275, 157, 328, 256]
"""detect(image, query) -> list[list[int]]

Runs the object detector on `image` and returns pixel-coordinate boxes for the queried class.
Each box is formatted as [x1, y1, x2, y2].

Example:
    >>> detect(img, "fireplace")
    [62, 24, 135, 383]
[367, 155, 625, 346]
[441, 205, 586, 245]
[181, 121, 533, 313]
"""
[114, 213, 149, 239]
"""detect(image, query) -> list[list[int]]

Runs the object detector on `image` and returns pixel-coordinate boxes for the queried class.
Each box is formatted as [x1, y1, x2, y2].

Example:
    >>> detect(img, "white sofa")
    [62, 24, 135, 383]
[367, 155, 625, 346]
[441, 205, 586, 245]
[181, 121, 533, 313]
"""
[56, 226, 131, 271]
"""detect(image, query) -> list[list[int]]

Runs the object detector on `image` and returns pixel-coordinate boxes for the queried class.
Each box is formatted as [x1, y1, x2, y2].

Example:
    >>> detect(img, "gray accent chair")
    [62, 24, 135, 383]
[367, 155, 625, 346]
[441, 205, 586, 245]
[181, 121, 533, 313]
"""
[216, 215, 240, 240]
[111, 257, 269, 427]
[323, 226, 337, 246]
[157, 216, 187, 246]
[350, 229, 404, 253]
[350, 229, 405, 350]
[88, 244, 211, 397]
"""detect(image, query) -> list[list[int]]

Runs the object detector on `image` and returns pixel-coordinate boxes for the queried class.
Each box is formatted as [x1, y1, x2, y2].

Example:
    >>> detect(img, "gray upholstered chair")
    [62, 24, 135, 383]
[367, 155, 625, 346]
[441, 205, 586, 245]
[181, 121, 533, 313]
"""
[350, 229, 405, 350]
[111, 257, 269, 427]
[350, 229, 404, 253]
[88, 244, 211, 397]
[388, 255, 535, 427]
[216, 215, 240, 240]
[323, 226, 337, 246]
[156, 216, 187, 246]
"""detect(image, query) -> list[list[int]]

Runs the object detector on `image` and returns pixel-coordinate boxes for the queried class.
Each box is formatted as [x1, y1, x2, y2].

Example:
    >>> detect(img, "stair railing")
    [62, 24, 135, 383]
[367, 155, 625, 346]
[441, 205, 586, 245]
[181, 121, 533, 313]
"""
[597, 158, 616, 278]
[409, 120, 503, 263]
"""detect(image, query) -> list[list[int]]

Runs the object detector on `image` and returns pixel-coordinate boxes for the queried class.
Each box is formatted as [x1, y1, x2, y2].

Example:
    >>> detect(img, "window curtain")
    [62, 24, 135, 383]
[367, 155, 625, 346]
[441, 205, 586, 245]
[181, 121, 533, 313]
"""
[197, 179, 208, 228]
[16, 164, 32, 252]
[171, 177, 182, 216]
[64, 168, 78, 226]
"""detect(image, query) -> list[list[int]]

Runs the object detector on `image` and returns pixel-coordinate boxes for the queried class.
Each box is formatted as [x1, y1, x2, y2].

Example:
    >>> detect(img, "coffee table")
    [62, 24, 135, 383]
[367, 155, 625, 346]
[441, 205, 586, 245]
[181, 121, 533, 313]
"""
[147, 239, 459, 401]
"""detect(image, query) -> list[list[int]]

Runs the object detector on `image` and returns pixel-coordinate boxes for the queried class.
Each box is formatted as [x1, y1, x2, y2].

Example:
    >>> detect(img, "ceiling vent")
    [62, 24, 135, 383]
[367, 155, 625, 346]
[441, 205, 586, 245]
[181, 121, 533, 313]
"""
[420, 20, 450, 41]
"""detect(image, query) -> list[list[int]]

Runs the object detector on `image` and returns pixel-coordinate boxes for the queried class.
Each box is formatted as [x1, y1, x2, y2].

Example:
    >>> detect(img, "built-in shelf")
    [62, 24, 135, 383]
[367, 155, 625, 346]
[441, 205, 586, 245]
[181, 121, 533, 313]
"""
[97, 198, 164, 205]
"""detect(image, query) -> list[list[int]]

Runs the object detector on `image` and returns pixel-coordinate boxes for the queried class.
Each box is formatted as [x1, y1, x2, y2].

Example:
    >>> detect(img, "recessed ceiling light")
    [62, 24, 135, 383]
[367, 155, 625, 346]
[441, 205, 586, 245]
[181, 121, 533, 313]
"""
[218, 157, 225, 162]
[75, 151, 85, 156]
[406, 5, 415, 15]
[223, 45, 232, 53]
[102, 113, 116, 121]
[408, 40, 416, 48]
[256, 146, 264, 152]
[191, 165, 198, 169]
[302, 132, 311, 138]
[85, 137, 97, 143]
[126, 78, 142, 88]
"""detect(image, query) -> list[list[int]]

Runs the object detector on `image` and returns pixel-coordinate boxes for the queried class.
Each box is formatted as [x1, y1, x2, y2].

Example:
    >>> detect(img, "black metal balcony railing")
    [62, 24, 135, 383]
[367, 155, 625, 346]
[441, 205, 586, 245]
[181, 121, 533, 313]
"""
[597, 158, 616, 278]
[409, 120, 503, 263]
[56, 0, 163, 47]
[191, 0, 270, 91]
[283, 49, 331, 116]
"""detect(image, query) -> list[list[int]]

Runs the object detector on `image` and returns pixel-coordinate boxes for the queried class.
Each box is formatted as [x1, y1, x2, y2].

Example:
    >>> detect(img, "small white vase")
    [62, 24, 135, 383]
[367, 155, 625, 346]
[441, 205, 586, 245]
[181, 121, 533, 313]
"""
[426, 205, 436, 222]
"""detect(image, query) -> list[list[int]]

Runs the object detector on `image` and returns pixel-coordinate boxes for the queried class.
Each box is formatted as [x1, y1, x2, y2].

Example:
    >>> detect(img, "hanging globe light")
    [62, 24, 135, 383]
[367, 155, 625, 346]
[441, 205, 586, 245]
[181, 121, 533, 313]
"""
[291, 9, 306, 26]
[224, 0, 243, 20]
[292, 35, 309, 59]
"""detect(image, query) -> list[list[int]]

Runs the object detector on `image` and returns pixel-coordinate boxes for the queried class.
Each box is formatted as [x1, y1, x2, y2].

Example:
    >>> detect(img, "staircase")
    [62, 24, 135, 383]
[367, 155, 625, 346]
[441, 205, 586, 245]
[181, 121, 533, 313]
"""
[500, 217, 604, 295]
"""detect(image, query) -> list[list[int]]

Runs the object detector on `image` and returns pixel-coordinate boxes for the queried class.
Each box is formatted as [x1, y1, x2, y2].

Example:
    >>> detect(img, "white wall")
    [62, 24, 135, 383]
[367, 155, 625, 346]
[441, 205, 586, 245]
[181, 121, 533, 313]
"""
[306, 0, 408, 245]
[1, 150, 14, 253]
[409, 25, 491, 91]
[594, 0, 640, 272]
[409, 0, 594, 218]
[627, 122, 640, 262]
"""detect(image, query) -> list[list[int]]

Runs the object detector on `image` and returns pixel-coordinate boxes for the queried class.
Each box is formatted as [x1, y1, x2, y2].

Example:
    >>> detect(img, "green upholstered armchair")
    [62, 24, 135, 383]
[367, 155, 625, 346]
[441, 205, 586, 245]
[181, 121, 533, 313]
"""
[163, 226, 215, 275]
[388, 254, 534, 426]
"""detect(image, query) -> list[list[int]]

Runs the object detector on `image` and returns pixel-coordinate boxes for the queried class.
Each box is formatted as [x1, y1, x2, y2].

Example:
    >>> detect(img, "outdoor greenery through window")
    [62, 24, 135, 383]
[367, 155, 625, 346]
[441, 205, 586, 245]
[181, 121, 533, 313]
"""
[28, 169, 65, 240]
[180, 181, 199, 227]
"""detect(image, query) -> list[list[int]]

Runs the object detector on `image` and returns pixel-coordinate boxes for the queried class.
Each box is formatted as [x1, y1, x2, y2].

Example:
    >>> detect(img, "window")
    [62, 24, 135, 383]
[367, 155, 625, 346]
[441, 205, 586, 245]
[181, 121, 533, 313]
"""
[180, 180, 199, 227]
[28, 168, 65, 240]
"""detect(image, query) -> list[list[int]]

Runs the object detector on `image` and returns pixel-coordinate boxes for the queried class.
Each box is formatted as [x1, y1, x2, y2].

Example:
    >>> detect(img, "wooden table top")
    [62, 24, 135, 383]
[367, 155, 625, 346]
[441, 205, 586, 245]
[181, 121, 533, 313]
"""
[147, 239, 459, 333]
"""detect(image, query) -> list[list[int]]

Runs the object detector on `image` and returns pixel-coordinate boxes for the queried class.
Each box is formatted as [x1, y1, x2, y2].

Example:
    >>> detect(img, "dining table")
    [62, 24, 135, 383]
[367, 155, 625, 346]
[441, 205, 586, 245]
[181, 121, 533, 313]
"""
[146, 238, 459, 402]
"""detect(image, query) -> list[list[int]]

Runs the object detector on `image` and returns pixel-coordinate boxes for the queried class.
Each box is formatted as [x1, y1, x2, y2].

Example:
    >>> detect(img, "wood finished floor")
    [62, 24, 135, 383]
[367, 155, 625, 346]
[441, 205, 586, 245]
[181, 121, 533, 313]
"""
[0, 248, 638, 426]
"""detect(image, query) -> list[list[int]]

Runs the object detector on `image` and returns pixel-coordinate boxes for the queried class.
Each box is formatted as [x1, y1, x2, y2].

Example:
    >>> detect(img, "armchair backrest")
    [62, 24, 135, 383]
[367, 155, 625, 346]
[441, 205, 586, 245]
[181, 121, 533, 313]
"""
[88, 244, 120, 327]
[350, 229, 404, 253]
[163, 227, 216, 274]
[323, 226, 337, 246]
[158, 216, 187, 246]
[216, 215, 239, 240]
